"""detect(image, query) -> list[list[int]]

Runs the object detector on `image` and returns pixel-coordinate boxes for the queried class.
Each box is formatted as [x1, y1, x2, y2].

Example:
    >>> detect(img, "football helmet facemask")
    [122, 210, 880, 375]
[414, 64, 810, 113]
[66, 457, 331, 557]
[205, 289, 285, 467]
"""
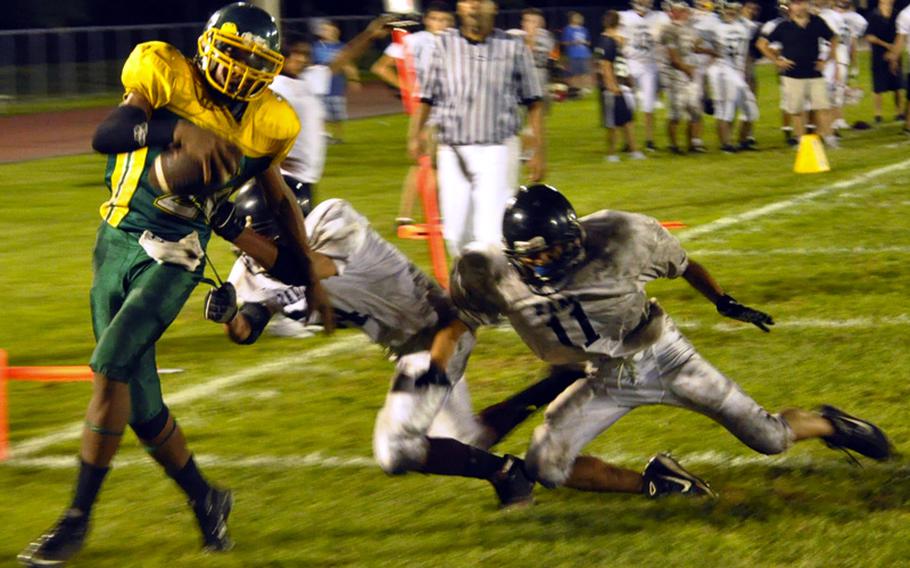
[233, 175, 313, 239]
[502, 184, 586, 296]
[197, 2, 284, 101]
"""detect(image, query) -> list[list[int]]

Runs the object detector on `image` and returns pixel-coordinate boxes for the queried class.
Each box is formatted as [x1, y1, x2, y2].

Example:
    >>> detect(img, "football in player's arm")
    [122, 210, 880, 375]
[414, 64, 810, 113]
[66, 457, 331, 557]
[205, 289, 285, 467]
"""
[19, 4, 332, 567]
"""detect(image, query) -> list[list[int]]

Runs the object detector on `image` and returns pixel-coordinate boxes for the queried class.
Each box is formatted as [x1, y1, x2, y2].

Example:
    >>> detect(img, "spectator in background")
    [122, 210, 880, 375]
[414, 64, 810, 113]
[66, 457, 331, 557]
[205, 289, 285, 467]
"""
[620, 0, 670, 151]
[370, 2, 454, 226]
[517, 8, 557, 108]
[837, 0, 867, 81]
[761, 0, 798, 145]
[757, 0, 838, 146]
[817, 0, 852, 134]
[596, 10, 644, 162]
[562, 11, 593, 98]
[371, 2, 454, 91]
[314, 21, 361, 144]
[741, 1, 762, 93]
[865, 0, 904, 123]
[889, 1, 910, 133]
[660, 1, 707, 154]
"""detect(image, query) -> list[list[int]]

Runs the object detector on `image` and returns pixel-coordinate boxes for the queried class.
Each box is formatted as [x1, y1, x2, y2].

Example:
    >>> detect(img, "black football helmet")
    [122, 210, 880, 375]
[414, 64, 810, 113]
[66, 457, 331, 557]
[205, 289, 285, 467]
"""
[502, 184, 586, 295]
[196, 2, 284, 101]
[233, 175, 313, 239]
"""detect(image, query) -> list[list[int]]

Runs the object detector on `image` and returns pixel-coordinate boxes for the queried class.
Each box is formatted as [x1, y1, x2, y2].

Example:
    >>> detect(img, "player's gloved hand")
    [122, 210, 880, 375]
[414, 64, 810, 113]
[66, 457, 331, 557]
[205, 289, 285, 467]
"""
[414, 361, 451, 389]
[173, 120, 240, 185]
[210, 199, 245, 242]
[716, 294, 775, 332]
[204, 283, 238, 323]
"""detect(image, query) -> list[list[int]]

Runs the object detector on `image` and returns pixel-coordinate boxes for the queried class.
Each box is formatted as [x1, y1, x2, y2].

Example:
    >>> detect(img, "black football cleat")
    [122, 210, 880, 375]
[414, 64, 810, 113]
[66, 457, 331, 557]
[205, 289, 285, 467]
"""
[490, 455, 534, 509]
[18, 510, 89, 567]
[818, 405, 892, 461]
[738, 138, 759, 151]
[191, 488, 234, 552]
[642, 453, 716, 499]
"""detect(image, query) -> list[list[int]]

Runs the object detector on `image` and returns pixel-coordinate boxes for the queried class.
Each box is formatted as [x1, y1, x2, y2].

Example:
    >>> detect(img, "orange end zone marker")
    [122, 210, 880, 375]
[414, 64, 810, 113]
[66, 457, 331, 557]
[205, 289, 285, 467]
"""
[0, 350, 94, 461]
[0, 349, 8, 461]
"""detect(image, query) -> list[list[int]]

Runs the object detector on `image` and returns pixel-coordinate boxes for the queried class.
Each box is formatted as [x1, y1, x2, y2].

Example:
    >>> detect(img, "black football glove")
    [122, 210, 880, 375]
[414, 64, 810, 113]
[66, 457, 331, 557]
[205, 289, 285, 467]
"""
[414, 361, 451, 389]
[716, 294, 775, 332]
[204, 282, 238, 323]
[209, 199, 245, 242]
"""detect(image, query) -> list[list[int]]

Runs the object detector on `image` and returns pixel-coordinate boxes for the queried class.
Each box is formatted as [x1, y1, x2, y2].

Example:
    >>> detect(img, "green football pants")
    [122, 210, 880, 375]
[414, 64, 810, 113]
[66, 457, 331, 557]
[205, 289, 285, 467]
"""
[89, 222, 201, 423]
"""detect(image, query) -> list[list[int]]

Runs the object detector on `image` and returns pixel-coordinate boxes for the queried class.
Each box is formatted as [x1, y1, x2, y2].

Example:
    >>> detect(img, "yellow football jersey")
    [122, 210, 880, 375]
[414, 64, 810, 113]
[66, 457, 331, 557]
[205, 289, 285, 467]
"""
[120, 41, 300, 164]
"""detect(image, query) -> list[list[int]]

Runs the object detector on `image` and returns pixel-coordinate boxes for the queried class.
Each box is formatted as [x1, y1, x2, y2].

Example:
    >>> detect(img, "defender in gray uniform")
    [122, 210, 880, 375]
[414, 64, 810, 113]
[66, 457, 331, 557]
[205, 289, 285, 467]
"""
[447, 184, 891, 498]
[205, 179, 570, 506]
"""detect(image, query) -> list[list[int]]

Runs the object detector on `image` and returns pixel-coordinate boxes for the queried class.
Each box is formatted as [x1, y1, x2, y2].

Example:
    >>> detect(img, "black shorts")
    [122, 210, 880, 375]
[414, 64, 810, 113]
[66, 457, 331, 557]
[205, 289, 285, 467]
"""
[872, 59, 903, 94]
[600, 89, 633, 128]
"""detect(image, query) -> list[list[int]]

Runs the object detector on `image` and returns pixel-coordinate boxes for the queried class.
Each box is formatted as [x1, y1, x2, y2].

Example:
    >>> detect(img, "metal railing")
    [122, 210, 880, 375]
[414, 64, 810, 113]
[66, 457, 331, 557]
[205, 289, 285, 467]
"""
[0, 6, 611, 102]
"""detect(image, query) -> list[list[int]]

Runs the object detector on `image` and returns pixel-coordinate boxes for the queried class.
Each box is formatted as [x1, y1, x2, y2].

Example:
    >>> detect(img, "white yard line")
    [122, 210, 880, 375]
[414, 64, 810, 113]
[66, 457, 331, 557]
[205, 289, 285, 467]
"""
[8, 334, 371, 459]
[690, 245, 910, 257]
[676, 314, 910, 332]
[10, 160, 910, 462]
[4, 450, 905, 473]
[493, 314, 910, 334]
[677, 159, 910, 242]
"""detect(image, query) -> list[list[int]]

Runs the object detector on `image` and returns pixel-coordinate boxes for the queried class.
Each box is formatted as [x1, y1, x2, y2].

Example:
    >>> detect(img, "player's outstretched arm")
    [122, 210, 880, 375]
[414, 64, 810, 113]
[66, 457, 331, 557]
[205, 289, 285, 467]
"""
[682, 259, 774, 332]
[370, 54, 401, 89]
[257, 166, 335, 333]
[330, 16, 394, 75]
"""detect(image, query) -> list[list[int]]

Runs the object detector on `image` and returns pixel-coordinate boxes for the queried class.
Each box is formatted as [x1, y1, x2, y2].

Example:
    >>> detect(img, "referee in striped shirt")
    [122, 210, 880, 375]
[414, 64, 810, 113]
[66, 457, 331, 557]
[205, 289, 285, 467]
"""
[408, 0, 545, 256]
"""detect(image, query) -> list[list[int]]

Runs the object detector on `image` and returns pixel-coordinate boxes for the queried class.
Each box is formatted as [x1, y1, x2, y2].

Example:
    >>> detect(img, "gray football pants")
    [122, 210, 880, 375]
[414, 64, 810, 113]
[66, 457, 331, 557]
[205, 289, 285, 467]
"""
[372, 333, 483, 475]
[525, 317, 794, 487]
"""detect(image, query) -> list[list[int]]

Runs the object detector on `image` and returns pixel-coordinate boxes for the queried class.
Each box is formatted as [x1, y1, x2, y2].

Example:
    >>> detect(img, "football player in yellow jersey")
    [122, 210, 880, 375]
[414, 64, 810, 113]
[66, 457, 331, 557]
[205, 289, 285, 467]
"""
[18, 3, 339, 566]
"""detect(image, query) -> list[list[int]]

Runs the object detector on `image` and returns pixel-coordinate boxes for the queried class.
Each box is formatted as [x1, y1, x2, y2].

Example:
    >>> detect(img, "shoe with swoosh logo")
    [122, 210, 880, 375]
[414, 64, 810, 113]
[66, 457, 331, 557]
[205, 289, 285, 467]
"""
[819, 405, 892, 461]
[641, 453, 716, 499]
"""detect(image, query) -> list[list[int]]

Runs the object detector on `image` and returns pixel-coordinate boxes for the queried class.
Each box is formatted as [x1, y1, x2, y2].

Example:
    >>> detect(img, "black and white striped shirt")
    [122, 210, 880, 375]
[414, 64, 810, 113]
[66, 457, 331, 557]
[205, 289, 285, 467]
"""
[419, 28, 543, 146]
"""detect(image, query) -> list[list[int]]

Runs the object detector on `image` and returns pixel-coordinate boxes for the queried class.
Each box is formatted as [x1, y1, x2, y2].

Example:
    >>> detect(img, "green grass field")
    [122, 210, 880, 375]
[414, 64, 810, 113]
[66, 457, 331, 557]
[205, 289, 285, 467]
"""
[1, 62, 910, 567]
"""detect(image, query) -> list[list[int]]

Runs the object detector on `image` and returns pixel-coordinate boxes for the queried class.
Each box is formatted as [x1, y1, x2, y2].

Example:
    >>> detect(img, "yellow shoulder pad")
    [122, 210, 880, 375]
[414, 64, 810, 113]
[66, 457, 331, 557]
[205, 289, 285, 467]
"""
[121, 41, 193, 109]
[248, 91, 302, 163]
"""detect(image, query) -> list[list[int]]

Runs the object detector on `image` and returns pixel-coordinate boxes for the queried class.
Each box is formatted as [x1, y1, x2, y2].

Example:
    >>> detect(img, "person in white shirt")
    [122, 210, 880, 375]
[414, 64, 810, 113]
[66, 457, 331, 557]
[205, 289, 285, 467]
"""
[620, 0, 670, 151]
[370, 3, 454, 226]
[817, 0, 852, 132]
[371, 2, 454, 91]
[709, 0, 760, 152]
[837, 0, 867, 80]
[272, 19, 391, 191]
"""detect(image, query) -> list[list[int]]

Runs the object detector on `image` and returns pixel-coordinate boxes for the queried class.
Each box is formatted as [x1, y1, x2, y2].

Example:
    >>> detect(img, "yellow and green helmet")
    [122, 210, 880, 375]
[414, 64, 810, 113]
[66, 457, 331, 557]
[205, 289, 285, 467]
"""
[197, 2, 284, 101]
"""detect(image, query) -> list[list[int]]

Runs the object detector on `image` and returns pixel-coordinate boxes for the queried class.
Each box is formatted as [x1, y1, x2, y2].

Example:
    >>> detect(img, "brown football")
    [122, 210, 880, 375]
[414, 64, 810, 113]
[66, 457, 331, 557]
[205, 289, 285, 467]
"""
[148, 144, 242, 196]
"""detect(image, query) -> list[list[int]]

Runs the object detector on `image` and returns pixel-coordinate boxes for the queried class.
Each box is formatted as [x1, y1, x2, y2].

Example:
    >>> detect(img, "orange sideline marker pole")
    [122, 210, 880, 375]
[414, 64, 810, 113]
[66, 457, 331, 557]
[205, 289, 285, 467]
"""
[0, 349, 8, 461]
[417, 155, 449, 288]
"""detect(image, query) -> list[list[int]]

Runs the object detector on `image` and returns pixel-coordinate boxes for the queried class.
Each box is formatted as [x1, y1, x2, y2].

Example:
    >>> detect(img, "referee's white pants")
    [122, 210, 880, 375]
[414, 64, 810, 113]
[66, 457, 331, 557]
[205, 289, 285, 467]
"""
[437, 140, 517, 257]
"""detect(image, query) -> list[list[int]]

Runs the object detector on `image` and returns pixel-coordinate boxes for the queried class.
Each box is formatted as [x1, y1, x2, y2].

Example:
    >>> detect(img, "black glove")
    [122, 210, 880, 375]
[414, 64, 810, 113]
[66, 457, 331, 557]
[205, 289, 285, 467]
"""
[204, 283, 238, 323]
[414, 361, 451, 389]
[716, 294, 774, 332]
[209, 199, 245, 242]
[267, 245, 311, 286]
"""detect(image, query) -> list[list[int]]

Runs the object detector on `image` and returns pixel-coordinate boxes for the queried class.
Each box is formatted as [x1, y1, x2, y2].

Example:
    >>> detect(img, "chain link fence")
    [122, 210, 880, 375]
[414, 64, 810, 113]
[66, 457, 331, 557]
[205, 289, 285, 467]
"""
[0, 6, 610, 104]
